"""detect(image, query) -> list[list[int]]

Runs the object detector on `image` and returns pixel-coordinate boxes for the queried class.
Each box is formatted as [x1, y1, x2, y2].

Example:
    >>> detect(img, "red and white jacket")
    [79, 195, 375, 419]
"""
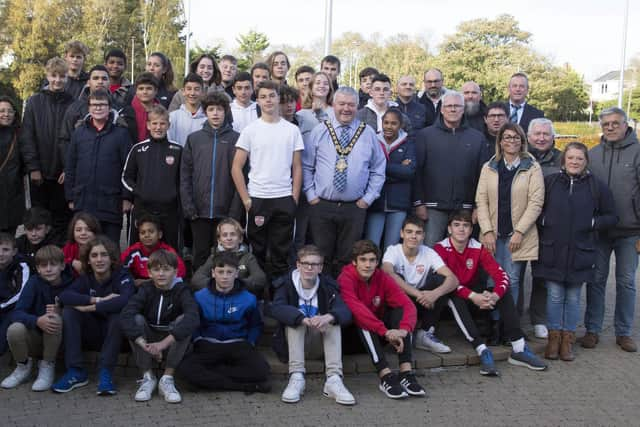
[120, 241, 186, 280]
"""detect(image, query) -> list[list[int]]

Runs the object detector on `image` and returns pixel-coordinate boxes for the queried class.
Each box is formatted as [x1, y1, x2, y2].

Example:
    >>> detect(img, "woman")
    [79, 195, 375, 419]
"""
[168, 54, 224, 112]
[476, 122, 544, 310]
[266, 51, 290, 86]
[0, 96, 23, 235]
[144, 52, 177, 109]
[365, 108, 416, 250]
[534, 142, 617, 361]
[296, 72, 334, 139]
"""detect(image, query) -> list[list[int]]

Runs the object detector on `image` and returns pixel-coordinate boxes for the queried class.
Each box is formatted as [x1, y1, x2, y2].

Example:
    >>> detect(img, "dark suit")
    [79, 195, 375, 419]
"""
[417, 94, 442, 127]
[508, 101, 544, 133]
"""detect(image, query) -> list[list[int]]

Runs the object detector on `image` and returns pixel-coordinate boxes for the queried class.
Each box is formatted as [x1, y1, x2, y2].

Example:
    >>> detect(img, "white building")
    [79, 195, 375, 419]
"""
[591, 70, 633, 102]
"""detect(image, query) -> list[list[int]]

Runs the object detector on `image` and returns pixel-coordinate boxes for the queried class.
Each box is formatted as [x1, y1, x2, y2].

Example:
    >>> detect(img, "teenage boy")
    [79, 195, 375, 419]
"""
[104, 48, 132, 109]
[280, 85, 300, 125]
[64, 89, 132, 243]
[122, 105, 182, 248]
[120, 215, 187, 285]
[178, 253, 271, 393]
[220, 55, 238, 99]
[357, 74, 408, 135]
[358, 67, 379, 109]
[120, 249, 200, 403]
[63, 41, 90, 99]
[382, 216, 459, 354]
[230, 71, 258, 132]
[232, 80, 304, 279]
[320, 55, 341, 92]
[0, 233, 30, 355]
[338, 240, 425, 399]
[1, 245, 73, 391]
[434, 210, 547, 373]
[270, 245, 355, 405]
[250, 63, 270, 100]
[168, 73, 206, 147]
[294, 65, 315, 110]
[21, 57, 74, 244]
[120, 72, 160, 143]
[180, 92, 240, 271]
[15, 208, 55, 270]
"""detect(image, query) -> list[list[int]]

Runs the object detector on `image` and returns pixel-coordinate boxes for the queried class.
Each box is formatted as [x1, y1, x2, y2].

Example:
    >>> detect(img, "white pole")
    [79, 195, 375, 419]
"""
[324, 0, 333, 56]
[617, 0, 629, 108]
[131, 36, 135, 82]
[184, 0, 191, 78]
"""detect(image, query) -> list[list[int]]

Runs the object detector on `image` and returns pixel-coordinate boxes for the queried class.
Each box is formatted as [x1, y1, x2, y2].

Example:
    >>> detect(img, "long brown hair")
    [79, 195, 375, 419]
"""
[495, 122, 528, 161]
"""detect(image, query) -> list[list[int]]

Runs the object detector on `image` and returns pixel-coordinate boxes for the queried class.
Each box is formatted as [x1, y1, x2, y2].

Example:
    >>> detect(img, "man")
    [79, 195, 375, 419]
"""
[506, 72, 544, 133]
[483, 102, 509, 159]
[104, 49, 131, 109]
[356, 74, 399, 134]
[320, 55, 341, 92]
[303, 87, 386, 276]
[413, 91, 486, 247]
[396, 75, 427, 133]
[358, 67, 378, 109]
[220, 55, 238, 99]
[250, 63, 270, 101]
[230, 71, 258, 132]
[583, 107, 639, 352]
[63, 41, 90, 99]
[417, 68, 445, 127]
[461, 81, 486, 133]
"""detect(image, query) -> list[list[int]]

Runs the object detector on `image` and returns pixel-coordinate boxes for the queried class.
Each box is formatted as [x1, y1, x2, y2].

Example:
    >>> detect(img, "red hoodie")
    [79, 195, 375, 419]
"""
[120, 241, 186, 280]
[337, 264, 416, 336]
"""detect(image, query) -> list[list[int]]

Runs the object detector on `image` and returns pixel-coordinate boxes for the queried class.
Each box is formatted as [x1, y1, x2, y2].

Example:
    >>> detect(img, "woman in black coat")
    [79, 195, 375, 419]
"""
[0, 96, 24, 235]
[534, 142, 617, 361]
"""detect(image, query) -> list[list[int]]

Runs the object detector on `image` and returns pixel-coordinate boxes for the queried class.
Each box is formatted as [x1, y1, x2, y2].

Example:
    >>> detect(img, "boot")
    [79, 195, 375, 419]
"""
[560, 331, 575, 361]
[544, 330, 561, 360]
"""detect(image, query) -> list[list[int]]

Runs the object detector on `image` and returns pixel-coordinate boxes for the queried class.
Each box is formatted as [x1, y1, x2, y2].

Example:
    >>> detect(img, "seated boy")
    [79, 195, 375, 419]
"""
[434, 210, 547, 374]
[16, 207, 54, 270]
[270, 245, 354, 405]
[338, 240, 425, 400]
[191, 218, 266, 296]
[0, 233, 30, 355]
[120, 249, 199, 403]
[120, 215, 186, 286]
[1, 245, 73, 391]
[381, 217, 459, 354]
[177, 253, 270, 393]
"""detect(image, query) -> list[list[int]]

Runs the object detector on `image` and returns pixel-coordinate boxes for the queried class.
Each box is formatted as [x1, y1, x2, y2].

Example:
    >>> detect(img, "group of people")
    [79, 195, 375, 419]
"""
[0, 40, 638, 405]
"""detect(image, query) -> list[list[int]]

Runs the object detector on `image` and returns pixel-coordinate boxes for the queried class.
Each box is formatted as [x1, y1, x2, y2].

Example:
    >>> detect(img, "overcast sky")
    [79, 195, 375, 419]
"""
[187, 0, 638, 82]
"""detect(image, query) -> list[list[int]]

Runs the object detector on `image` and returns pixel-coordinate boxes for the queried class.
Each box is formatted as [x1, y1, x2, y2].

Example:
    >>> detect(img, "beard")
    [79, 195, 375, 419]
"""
[465, 101, 480, 115]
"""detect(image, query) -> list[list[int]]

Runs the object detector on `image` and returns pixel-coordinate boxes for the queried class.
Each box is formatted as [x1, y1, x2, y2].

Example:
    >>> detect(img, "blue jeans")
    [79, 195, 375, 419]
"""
[365, 211, 407, 252]
[546, 281, 582, 331]
[494, 237, 526, 308]
[585, 236, 639, 336]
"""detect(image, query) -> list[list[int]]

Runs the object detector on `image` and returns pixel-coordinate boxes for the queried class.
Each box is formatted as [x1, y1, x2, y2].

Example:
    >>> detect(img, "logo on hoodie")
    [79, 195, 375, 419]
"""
[372, 296, 381, 307]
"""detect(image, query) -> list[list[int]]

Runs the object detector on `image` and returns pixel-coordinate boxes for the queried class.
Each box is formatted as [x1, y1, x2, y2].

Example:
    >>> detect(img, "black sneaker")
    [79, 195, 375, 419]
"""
[379, 373, 408, 399]
[243, 381, 272, 395]
[399, 371, 426, 397]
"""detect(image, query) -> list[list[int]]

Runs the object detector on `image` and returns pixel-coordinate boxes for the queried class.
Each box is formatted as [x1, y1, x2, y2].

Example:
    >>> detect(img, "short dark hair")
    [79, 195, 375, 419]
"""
[67, 212, 101, 243]
[201, 91, 230, 111]
[183, 72, 204, 87]
[137, 214, 164, 233]
[250, 62, 270, 77]
[321, 55, 341, 72]
[256, 80, 280, 97]
[447, 209, 473, 226]
[232, 71, 252, 86]
[134, 72, 160, 89]
[80, 235, 120, 274]
[89, 65, 109, 76]
[88, 89, 111, 107]
[359, 67, 379, 80]
[35, 245, 64, 267]
[351, 240, 381, 262]
[371, 73, 391, 86]
[382, 107, 404, 127]
[104, 48, 127, 64]
[295, 65, 315, 79]
[147, 249, 178, 270]
[402, 215, 425, 231]
[212, 252, 239, 270]
[485, 101, 509, 117]
[279, 85, 299, 104]
[0, 232, 16, 248]
[23, 207, 52, 229]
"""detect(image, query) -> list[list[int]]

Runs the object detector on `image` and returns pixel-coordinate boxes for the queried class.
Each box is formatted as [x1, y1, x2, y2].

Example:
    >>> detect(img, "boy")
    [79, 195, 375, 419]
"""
[338, 240, 424, 399]
[232, 80, 304, 279]
[230, 71, 258, 133]
[16, 208, 55, 269]
[104, 48, 131, 109]
[180, 92, 240, 271]
[250, 63, 270, 100]
[294, 65, 315, 110]
[1, 245, 73, 391]
[270, 245, 355, 405]
[320, 55, 341, 92]
[382, 216, 459, 354]
[0, 233, 30, 355]
[120, 215, 186, 285]
[63, 41, 90, 99]
[120, 249, 199, 403]
[219, 55, 238, 99]
[178, 253, 271, 393]
[358, 67, 379, 109]
[280, 85, 300, 125]
[434, 209, 547, 374]
[122, 105, 182, 248]
[120, 72, 160, 143]
[168, 73, 206, 147]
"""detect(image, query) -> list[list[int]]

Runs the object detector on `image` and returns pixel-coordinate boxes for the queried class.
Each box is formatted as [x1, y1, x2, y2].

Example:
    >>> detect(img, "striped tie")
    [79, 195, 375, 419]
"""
[333, 125, 350, 192]
[510, 104, 521, 123]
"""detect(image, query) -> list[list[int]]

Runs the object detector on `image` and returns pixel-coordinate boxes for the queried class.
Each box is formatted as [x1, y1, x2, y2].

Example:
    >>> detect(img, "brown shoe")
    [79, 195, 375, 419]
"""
[580, 332, 599, 349]
[616, 336, 638, 352]
[544, 330, 561, 360]
[560, 331, 576, 361]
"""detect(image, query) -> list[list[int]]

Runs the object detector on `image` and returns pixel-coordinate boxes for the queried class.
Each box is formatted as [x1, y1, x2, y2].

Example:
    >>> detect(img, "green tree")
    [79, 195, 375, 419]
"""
[236, 30, 269, 71]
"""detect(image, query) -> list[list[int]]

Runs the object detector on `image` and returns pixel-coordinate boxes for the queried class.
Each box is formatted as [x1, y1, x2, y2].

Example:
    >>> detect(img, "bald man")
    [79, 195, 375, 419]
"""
[461, 81, 486, 133]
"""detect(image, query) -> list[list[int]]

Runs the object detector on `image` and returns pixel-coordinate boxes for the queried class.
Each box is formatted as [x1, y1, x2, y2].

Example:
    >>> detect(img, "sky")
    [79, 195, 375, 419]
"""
[187, 0, 639, 82]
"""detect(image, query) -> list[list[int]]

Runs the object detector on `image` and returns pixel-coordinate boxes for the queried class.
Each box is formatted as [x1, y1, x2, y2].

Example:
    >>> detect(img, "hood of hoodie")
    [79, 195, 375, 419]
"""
[209, 278, 244, 296]
[202, 120, 234, 136]
[377, 129, 408, 155]
[602, 126, 639, 150]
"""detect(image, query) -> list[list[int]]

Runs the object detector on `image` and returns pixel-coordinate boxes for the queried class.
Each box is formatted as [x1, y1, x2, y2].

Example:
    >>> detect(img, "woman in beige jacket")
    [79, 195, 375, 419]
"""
[476, 122, 544, 308]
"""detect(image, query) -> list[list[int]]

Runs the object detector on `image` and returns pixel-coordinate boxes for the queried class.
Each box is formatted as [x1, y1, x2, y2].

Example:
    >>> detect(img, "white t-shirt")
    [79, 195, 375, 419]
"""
[235, 118, 304, 198]
[230, 100, 258, 133]
[382, 244, 445, 288]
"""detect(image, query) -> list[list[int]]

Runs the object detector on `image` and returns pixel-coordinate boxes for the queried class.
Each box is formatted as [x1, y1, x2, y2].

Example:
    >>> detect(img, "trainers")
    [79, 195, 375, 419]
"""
[616, 336, 638, 352]
[31, 360, 55, 392]
[508, 345, 548, 371]
[52, 368, 89, 393]
[323, 375, 356, 405]
[580, 332, 599, 349]
[399, 371, 426, 397]
[97, 368, 117, 396]
[379, 373, 408, 399]
[281, 372, 305, 403]
[533, 324, 549, 339]
[479, 349, 499, 376]
[415, 328, 451, 353]
[134, 371, 157, 402]
[1, 358, 33, 389]
[243, 381, 272, 395]
[158, 375, 182, 403]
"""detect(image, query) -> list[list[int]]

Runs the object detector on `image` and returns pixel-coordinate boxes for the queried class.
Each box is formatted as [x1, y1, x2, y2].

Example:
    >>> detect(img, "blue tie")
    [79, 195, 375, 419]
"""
[510, 104, 521, 123]
[333, 125, 350, 192]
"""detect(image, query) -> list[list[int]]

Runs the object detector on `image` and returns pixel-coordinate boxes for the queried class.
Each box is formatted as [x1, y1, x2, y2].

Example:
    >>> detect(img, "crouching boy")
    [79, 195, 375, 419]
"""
[270, 245, 355, 405]
[120, 249, 199, 403]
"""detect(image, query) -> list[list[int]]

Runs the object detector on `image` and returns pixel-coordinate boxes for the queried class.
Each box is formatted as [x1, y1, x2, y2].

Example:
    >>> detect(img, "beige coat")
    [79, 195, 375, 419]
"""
[475, 154, 544, 261]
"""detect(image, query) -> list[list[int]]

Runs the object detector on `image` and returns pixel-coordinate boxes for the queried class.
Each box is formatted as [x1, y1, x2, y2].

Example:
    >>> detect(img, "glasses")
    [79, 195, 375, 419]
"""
[89, 103, 109, 109]
[487, 114, 506, 120]
[502, 135, 522, 142]
[299, 262, 322, 269]
[0, 109, 15, 115]
[371, 87, 391, 93]
[443, 104, 463, 110]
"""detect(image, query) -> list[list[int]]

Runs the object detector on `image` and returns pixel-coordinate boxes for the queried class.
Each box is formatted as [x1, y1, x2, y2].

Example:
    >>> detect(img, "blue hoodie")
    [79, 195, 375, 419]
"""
[59, 267, 134, 314]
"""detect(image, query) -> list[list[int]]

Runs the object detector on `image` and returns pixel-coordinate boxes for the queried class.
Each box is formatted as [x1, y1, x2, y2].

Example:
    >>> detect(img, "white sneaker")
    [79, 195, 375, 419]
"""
[534, 324, 549, 339]
[415, 328, 451, 353]
[1, 358, 33, 389]
[32, 360, 55, 392]
[323, 375, 355, 406]
[281, 372, 305, 403]
[158, 375, 182, 403]
[134, 371, 157, 402]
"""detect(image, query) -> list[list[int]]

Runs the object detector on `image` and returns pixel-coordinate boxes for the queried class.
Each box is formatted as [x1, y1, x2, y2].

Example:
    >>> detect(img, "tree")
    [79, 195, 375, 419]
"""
[236, 30, 269, 71]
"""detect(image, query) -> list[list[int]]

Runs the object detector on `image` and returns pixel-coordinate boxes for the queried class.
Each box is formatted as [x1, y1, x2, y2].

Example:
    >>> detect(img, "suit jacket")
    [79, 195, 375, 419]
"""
[509, 102, 544, 133]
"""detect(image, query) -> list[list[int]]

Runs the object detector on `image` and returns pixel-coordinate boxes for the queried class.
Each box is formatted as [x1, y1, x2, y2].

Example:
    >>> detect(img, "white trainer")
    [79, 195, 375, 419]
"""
[415, 328, 451, 353]
[534, 324, 549, 339]
[323, 375, 356, 406]
[134, 371, 157, 402]
[32, 360, 56, 392]
[158, 375, 182, 403]
[281, 372, 305, 403]
[1, 358, 33, 389]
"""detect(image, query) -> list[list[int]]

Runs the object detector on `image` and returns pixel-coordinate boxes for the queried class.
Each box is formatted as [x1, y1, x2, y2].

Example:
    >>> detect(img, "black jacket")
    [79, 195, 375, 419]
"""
[59, 267, 134, 314]
[508, 102, 544, 133]
[396, 97, 427, 133]
[65, 71, 90, 100]
[529, 146, 562, 177]
[0, 126, 24, 230]
[0, 254, 30, 313]
[417, 94, 442, 127]
[464, 100, 487, 133]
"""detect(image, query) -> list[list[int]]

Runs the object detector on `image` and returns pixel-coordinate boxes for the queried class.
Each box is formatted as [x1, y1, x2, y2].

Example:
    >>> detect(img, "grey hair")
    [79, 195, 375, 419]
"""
[442, 90, 463, 104]
[528, 118, 556, 136]
[599, 107, 628, 122]
[333, 86, 359, 105]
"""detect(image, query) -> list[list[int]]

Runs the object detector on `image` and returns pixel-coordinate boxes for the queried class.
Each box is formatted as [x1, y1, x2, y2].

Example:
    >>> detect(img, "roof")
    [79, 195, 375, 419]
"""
[594, 70, 633, 82]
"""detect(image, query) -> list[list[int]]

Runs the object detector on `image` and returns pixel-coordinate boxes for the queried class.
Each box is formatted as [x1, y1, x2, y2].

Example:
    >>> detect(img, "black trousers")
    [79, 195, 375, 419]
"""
[62, 308, 122, 370]
[30, 179, 70, 245]
[178, 340, 270, 390]
[129, 199, 181, 250]
[191, 218, 220, 271]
